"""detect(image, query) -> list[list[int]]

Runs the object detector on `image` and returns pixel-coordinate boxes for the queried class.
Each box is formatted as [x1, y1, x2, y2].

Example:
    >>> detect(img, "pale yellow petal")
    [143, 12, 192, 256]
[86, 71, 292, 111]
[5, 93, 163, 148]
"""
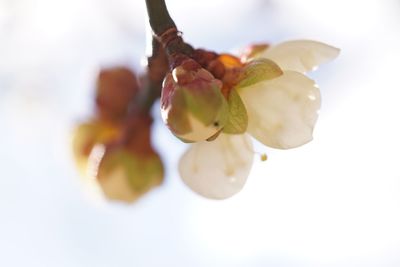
[238, 71, 321, 149]
[179, 134, 254, 199]
[259, 40, 340, 73]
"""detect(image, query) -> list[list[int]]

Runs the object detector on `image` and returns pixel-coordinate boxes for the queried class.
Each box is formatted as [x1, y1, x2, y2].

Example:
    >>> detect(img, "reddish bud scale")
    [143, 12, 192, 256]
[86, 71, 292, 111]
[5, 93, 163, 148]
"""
[192, 49, 218, 67]
[221, 67, 244, 88]
[206, 60, 225, 79]
[186, 49, 246, 100]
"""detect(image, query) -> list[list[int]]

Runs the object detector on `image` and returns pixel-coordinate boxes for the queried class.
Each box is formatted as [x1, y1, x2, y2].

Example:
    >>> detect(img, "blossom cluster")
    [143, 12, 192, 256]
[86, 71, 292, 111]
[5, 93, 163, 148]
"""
[72, 67, 164, 202]
[161, 40, 339, 199]
[72, 39, 339, 203]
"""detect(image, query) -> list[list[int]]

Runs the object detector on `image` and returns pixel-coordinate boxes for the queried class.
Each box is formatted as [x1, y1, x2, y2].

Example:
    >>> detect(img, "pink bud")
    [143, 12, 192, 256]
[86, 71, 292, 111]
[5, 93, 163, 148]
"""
[160, 58, 228, 142]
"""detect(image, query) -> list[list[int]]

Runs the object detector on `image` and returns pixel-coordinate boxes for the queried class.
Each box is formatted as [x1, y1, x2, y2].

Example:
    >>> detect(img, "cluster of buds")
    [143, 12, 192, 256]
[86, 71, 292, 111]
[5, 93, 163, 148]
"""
[72, 1, 339, 202]
[72, 67, 164, 203]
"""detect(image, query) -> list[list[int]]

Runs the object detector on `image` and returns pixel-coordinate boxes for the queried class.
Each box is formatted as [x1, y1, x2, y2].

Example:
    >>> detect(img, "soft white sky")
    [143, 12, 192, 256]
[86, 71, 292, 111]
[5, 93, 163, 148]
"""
[1, 0, 400, 266]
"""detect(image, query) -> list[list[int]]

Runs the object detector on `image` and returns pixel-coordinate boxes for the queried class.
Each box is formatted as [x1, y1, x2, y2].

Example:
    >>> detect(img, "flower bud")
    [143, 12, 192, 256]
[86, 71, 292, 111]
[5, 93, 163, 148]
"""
[160, 58, 228, 142]
[96, 147, 164, 203]
[96, 67, 139, 122]
[71, 120, 119, 175]
[94, 114, 164, 203]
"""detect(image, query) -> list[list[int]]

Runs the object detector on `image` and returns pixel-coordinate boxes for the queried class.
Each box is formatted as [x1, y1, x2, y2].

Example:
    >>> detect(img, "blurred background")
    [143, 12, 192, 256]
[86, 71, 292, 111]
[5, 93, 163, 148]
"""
[1, 0, 400, 266]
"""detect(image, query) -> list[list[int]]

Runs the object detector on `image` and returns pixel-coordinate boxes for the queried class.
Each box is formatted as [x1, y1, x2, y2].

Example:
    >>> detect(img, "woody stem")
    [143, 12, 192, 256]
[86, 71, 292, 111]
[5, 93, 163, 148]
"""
[145, 0, 193, 58]
[131, 37, 168, 114]
[145, 0, 176, 36]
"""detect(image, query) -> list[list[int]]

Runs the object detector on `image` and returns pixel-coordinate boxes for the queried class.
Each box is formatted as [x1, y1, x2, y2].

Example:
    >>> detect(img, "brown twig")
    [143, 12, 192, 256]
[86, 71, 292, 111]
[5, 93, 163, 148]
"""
[132, 38, 168, 113]
[145, 0, 193, 61]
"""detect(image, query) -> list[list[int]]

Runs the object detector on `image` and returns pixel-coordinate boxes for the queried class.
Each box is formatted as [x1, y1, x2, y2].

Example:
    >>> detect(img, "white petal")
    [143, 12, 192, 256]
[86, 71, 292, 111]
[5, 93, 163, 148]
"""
[179, 134, 254, 199]
[238, 71, 321, 149]
[259, 40, 340, 73]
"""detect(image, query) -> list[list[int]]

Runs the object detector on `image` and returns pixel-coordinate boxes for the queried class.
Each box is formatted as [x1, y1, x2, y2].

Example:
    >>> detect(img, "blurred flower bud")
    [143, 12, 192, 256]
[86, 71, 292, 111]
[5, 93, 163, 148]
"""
[160, 58, 229, 142]
[96, 67, 139, 122]
[96, 148, 164, 203]
[71, 120, 119, 175]
[95, 115, 164, 203]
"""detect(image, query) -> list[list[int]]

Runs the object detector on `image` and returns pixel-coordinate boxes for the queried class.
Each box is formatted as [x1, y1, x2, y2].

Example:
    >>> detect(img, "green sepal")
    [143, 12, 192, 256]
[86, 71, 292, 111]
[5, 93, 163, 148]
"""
[182, 84, 228, 127]
[166, 89, 192, 135]
[223, 88, 248, 134]
[235, 58, 283, 89]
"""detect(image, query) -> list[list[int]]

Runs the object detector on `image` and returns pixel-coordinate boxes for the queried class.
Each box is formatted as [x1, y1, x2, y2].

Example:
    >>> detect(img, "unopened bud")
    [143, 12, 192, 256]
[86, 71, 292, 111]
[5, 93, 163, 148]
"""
[96, 67, 139, 122]
[96, 147, 164, 203]
[160, 58, 228, 142]
[71, 120, 119, 175]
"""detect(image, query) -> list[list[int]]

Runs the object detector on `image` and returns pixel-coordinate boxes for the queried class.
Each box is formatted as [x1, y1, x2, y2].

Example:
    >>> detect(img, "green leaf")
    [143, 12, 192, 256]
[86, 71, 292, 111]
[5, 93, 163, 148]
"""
[223, 88, 248, 134]
[235, 58, 283, 89]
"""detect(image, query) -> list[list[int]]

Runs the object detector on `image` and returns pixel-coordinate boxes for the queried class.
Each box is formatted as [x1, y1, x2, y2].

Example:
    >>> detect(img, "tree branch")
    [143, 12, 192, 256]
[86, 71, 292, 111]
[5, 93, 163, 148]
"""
[145, 0, 193, 58]
[130, 37, 168, 114]
[145, 0, 176, 36]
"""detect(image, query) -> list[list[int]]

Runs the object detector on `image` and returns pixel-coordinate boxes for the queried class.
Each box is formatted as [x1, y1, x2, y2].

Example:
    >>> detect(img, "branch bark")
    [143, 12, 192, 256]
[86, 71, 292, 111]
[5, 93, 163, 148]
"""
[145, 0, 176, 36]
[145, 0, 193, 58]
[129, 37, 168, 114]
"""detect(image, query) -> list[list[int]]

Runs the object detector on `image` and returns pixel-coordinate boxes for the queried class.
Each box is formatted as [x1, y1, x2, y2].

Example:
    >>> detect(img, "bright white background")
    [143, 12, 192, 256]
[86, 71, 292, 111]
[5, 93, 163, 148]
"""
[1, 0, 400, 266]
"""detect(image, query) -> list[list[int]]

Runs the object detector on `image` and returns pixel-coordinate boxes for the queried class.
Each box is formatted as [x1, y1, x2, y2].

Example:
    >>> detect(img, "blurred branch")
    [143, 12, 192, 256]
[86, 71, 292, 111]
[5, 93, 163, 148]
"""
[122, 37, 168, 145]
[135, 38, 168, 113]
